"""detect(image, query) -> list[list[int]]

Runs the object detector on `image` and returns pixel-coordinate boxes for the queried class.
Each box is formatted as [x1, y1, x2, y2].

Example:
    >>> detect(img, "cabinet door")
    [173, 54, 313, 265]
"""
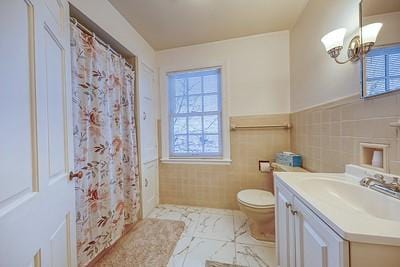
[275, 182, 296, 267]
[293, 197, 349, 267]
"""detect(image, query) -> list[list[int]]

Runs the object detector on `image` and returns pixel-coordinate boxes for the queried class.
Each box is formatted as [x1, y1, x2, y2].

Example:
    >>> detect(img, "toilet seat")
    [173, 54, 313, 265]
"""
[237, 189, 275, 209]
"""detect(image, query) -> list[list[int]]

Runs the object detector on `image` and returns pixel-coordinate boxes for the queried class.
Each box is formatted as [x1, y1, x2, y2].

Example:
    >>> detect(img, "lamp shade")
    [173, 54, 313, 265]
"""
[321, 28, 346, 51]
[361, 23, 382, 44]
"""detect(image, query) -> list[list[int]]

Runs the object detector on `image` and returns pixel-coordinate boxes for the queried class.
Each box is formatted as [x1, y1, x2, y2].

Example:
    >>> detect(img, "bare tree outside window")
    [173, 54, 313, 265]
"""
[168, 68, 222, 157]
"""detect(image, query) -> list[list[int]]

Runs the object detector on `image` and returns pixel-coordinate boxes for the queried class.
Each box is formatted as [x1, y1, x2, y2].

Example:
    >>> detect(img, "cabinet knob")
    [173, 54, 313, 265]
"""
[291, 209, 298, 215]
[285, 202, 292, 209]
[145, 178, 149, 187]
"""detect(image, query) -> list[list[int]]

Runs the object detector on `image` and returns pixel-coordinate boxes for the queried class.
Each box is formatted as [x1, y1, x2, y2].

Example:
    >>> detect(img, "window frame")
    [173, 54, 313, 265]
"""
[160, 61, 231, 165]
[167, 68, 223, 158]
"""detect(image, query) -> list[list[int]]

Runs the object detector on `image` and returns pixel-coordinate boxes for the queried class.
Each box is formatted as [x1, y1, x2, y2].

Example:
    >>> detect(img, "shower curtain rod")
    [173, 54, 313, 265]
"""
[70, 17, 134, 71]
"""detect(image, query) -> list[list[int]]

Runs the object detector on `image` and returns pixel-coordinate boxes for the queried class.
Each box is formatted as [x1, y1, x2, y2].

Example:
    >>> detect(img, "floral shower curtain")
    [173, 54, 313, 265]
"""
[70, 24, 140, 267]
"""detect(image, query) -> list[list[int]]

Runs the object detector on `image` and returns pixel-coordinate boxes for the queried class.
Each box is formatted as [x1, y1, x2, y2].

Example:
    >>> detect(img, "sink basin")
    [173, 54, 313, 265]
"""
[275, 165, 400, 246]
[298, 178, 400, 221]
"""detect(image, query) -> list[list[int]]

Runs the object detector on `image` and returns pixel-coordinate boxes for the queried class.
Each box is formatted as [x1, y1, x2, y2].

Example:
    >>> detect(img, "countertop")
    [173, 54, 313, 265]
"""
[274, 165, 400, 246]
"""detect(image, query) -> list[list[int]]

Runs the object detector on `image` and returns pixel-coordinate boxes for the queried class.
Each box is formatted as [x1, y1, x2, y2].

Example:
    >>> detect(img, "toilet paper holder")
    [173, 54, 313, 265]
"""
[259, 160, 272, 173]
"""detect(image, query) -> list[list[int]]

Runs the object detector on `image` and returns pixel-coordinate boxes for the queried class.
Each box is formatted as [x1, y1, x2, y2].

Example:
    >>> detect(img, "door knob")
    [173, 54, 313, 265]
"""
[69, 171, 83, 181]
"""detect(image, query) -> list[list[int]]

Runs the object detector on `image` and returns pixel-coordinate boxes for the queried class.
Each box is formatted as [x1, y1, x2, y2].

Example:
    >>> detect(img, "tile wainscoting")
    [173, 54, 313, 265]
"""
[159, 114, 291, 209]
[290, 93, 400, 175]
[159, 93, 400, 209]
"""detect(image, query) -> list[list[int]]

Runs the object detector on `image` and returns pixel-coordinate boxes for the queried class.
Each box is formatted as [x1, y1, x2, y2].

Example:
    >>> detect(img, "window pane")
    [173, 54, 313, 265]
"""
[389, 53, 400, 76]
[168, 67, 222, 158]
[203, 74, 218, 93]
[173, 135, 187, 153]
[188, 95, 202, 112]
[366, 79, 386, 95]
[188, 135, 202, 153]
[203, 94, 218, 112]
[204, 115, 219, 134]
[366, 55, 385, 79]
[173, 117, 187, 134]
[174, 78, 186, 96]
[389, 77, 400, 90]
[188, 116, 202, 134]
[204, 135, 219, 153]
[175, 96, 188, 113]
[188, 76, 202, 95]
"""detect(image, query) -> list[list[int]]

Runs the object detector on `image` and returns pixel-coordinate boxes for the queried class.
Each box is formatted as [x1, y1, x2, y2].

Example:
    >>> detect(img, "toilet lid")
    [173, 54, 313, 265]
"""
[237, 189, 275, 208]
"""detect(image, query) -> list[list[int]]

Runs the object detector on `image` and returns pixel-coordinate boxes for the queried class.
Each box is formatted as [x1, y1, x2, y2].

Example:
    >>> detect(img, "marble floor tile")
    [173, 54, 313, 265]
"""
[167, 236, 193, 267]
[235, 244, 276, 267]
[148, 205, 201, 236]
[194, 213, 235, 241]
[182, 237, 236, 267]
[233, 211, 272, 246]
[150, 205, 277, 267]
[203, 208, 234, 215]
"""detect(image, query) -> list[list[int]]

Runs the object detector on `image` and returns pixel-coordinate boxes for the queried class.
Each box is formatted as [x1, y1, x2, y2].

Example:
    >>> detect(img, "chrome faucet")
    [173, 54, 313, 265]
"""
[360, 173, 400, 200]
[360, 174, 385, 186]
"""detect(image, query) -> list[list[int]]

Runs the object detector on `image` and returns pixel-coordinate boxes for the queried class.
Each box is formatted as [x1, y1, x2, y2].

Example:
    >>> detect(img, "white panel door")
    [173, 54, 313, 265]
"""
[139, 63, 158, 216]
[0, 0, 77, 266]
[293, 197, 349, 267]
[141, 161, 158, 217]
[275, 183, 296, 267]
[139, 63, 158, 163]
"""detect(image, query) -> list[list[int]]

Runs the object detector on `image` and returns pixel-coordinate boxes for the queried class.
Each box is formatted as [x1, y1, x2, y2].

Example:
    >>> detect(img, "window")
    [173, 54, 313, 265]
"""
[365, 44, 400, 96]
[168, 68, 222, 158]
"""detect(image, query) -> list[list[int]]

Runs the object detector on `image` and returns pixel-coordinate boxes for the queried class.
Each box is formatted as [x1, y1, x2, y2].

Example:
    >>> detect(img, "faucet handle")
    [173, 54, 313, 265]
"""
[374, 174, 385, 182]
[392, 177, 399, 185]
[360, 177, 370, 186]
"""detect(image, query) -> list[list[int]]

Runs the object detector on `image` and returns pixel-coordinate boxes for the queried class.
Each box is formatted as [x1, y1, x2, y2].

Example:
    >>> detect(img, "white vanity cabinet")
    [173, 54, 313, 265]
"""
[276, 183, 296, 267]
[275, 181, 349, 267]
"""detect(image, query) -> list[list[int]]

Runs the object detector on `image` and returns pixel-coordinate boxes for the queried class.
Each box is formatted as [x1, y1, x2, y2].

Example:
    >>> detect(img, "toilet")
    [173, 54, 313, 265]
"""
[237, 189, 275, 242]
[237, 163, 307, 242]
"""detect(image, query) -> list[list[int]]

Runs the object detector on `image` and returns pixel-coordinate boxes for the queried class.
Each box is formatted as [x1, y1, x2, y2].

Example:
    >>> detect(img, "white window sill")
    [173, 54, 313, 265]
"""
[160, 158, 232, 165]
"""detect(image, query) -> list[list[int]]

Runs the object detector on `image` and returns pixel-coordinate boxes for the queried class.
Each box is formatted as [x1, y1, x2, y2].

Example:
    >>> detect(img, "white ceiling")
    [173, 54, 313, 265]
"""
[108, 0, 309, 50]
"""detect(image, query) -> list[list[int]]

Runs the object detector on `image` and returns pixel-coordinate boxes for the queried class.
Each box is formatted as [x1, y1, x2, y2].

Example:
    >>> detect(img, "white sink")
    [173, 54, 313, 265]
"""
[297, 178, 400, 221]
[274, 165, 400, 246]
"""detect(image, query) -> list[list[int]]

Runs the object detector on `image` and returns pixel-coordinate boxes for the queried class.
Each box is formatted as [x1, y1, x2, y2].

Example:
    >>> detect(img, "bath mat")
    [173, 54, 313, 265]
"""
[93, 218, 185, 267]
[205, 261, 247, 267]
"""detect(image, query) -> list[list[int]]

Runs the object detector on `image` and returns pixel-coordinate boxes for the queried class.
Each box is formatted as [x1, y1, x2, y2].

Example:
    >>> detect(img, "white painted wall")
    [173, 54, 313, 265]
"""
[365, 11, 400, 46]
[290, 0, 361, 112]
[156, 31, 291, 116]
[68, 0, 155, 69]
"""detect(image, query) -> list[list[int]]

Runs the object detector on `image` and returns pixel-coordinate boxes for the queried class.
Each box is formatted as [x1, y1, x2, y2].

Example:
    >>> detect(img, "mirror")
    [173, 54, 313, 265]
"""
[361, 0, 400, 98]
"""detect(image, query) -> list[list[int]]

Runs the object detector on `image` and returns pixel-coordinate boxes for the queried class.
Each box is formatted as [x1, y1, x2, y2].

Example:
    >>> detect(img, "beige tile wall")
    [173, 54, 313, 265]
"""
[159, 114, 291, 209]
[291, 93, 400, 175]
[159, 93, 400, 209]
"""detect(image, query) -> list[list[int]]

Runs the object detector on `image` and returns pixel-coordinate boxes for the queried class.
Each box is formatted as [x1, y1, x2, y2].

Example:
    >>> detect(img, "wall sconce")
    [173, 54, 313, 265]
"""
[321, 23, 382, 64]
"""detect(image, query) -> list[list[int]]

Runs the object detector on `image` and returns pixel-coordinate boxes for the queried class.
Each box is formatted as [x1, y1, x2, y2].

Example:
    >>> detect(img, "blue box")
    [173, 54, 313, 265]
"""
[275, 152, 302, 167]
